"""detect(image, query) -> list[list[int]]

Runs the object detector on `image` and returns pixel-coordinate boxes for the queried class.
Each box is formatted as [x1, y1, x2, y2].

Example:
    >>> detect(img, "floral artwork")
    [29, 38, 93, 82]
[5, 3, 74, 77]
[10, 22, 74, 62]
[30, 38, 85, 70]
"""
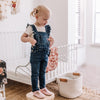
[0, 0, 20, 20]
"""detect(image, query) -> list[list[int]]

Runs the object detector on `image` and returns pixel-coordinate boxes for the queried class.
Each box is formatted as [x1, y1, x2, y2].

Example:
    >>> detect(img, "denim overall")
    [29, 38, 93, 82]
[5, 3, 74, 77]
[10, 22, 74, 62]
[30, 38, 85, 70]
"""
[29, 24, 51, 92]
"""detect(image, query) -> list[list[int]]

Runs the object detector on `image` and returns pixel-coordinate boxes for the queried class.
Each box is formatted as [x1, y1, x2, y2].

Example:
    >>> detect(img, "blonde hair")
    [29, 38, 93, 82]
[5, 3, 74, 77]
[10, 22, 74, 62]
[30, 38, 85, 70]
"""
[30, 5, 50, 18]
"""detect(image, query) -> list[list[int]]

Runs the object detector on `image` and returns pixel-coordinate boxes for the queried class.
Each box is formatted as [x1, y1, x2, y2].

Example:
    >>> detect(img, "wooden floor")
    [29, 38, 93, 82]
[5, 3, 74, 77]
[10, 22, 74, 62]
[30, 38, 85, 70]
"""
[4, 79, 100, 100]
[5, 79, 32, 100]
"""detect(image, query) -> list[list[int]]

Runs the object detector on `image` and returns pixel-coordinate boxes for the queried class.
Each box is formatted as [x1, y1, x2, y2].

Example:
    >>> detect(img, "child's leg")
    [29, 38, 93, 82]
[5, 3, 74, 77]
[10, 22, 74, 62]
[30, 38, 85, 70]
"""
[39, 59, 48, 89]
[31, 62, 46, 99]
[31, 62, 40, 92]
[39, 57, 53, 96]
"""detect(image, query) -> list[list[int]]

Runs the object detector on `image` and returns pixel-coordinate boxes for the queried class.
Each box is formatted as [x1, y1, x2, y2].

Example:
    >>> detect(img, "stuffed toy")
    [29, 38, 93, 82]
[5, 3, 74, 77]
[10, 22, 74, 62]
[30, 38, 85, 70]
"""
[11, 0, 20, 14]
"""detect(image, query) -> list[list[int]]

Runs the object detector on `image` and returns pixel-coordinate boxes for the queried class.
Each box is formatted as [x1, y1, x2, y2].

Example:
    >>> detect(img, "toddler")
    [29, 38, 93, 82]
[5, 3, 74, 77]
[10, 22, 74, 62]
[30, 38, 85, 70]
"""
[21, 5, 54, 99]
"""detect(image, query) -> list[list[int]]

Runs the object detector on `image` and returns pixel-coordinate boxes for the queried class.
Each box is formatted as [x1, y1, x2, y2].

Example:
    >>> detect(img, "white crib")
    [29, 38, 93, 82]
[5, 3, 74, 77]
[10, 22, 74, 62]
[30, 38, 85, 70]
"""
[0, 31, 79, 85]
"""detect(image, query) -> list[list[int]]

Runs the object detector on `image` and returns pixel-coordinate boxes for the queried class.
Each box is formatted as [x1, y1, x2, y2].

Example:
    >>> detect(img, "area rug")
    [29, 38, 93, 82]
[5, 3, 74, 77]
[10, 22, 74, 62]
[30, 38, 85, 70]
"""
[46, 81, 100, 100]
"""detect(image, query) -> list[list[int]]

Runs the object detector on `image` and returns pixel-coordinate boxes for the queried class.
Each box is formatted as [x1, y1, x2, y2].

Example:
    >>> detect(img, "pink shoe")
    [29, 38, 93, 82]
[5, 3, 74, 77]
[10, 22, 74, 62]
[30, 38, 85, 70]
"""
[40, 87, 53, 96]
[33, 90, 46, 99]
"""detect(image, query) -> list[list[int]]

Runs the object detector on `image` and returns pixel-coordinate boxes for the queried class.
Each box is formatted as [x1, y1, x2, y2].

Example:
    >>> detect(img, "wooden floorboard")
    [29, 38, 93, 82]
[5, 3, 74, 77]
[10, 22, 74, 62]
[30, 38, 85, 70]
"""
[5, 79, 31, 100]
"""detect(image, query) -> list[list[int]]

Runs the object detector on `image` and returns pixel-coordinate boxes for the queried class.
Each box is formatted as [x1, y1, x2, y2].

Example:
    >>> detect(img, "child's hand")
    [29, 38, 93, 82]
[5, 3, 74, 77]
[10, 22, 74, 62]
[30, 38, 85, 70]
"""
[48, 36, 54, 47]
[29, 37, 37, 46]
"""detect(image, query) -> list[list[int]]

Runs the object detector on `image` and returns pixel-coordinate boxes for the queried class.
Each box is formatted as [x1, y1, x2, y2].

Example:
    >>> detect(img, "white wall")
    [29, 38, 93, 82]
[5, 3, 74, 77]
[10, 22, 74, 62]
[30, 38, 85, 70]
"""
[86, 0, 100, 67]
[86, 46, 100, 67]
[77, 47, 86, 67]
[68, 0, 76, 44]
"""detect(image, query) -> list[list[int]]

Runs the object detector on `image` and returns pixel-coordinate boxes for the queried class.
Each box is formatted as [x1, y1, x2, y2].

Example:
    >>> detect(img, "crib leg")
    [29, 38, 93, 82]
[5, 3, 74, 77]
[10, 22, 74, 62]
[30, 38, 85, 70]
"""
[0, 84, 6, 100]
[3, 84, 6, 100]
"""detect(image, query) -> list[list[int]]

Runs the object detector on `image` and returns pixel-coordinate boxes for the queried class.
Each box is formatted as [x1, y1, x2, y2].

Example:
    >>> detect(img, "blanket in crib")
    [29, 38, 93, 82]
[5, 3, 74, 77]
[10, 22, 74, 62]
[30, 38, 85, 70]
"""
[46, 47, 58, 73]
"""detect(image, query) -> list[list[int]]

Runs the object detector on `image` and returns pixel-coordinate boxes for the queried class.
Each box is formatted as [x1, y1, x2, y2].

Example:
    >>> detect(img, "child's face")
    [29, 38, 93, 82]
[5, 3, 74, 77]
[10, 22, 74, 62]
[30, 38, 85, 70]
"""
[36, 11, 50, 26]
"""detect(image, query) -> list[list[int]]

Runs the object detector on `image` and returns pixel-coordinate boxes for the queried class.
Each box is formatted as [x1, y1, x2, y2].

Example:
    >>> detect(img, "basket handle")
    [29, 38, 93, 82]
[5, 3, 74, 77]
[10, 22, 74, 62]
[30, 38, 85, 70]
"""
[60, 78, 68, 82]
[73, 72, 80, 76]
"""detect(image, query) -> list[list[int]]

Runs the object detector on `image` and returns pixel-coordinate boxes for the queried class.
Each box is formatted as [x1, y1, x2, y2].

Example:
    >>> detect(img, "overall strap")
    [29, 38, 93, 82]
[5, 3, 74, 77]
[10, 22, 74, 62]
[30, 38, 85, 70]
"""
[45, 25, 51, 37]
